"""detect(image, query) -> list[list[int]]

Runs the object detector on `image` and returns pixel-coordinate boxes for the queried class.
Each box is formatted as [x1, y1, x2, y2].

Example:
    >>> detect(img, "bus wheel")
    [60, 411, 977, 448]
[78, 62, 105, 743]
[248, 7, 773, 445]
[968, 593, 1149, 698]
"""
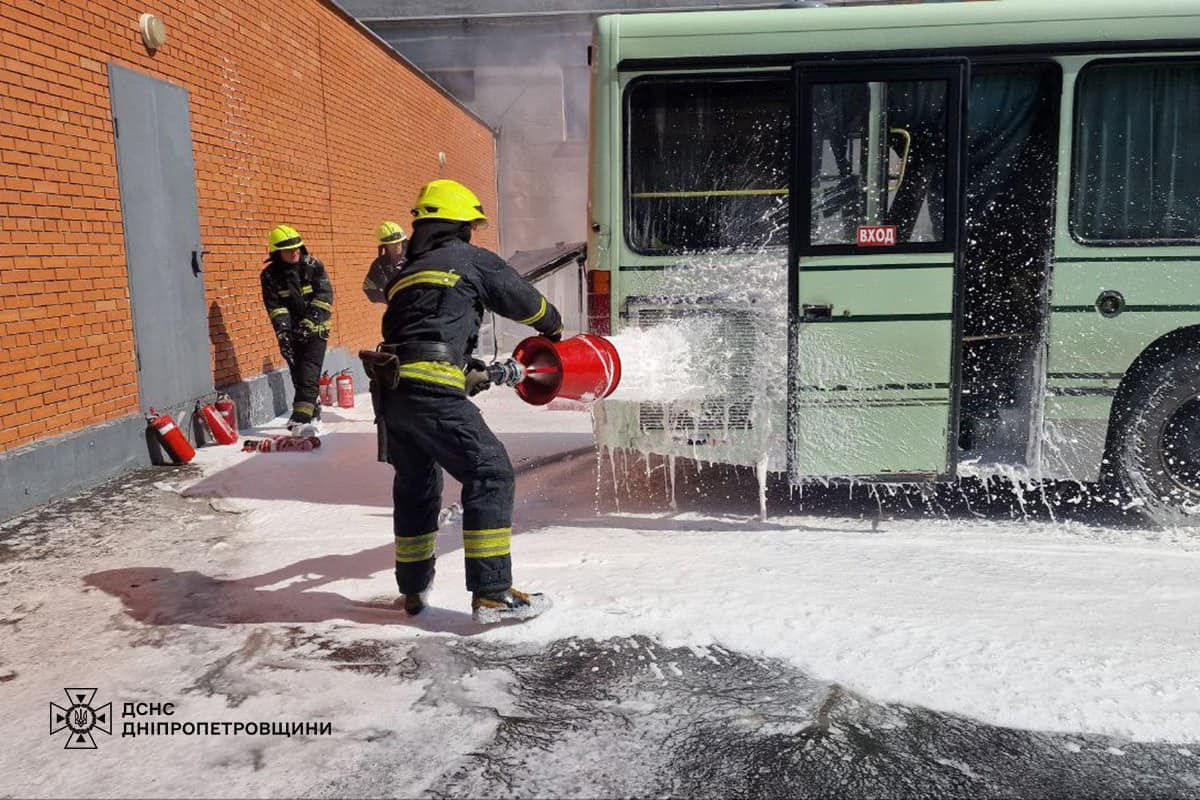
[1114, 352, 1200, 525]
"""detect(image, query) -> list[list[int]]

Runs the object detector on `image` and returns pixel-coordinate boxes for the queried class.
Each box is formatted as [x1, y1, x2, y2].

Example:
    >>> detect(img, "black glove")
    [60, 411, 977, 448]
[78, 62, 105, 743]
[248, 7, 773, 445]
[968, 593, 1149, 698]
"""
[486, 358, 525, 387]
[297, 317, 326, 342]
[544, 326, 563, 343]
[277, 331, 295, 365]
[294, 319, 313, 344]
[464, 358, 491, 397]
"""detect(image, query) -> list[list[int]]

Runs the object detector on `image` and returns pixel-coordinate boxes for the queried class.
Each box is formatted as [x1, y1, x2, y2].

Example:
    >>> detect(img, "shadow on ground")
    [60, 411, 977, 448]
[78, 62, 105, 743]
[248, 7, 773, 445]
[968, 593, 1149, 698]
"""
[82, 545, 502, 635]
[305, 634, 1200, 798]
[179, 431, 595, 509]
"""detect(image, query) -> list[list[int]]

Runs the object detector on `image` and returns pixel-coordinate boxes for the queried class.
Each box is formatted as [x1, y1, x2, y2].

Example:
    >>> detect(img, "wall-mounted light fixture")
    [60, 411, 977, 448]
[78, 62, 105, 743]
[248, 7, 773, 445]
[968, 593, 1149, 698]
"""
[139, 13, 168, 50]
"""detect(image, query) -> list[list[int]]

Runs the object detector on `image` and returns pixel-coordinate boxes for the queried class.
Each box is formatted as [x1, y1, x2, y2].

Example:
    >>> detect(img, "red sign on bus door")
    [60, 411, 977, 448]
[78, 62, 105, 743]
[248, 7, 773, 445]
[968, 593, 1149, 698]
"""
[857, 225, 897, 246]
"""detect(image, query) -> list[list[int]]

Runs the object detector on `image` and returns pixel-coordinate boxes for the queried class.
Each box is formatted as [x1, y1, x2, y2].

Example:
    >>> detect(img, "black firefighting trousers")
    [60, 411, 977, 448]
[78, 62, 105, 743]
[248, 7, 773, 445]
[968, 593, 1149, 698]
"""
[382, 383, 514, 596]
[289, 337, 327, 422]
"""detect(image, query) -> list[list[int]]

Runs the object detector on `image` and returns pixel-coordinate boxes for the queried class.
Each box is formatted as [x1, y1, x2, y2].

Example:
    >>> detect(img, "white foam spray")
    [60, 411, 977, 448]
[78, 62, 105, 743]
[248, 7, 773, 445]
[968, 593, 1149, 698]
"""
[605, 325, 715, 403]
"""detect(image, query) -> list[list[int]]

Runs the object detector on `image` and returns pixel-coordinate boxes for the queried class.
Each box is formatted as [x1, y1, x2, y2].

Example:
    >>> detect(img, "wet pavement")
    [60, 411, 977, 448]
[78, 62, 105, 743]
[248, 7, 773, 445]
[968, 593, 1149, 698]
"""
[311, 634, 1200, 798]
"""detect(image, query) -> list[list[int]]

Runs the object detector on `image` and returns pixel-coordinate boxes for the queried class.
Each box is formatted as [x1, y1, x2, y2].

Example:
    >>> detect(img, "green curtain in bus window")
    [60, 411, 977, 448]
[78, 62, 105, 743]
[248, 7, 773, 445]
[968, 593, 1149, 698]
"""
[626, 78, 790, 254]
[1073, 61, 1200, 242]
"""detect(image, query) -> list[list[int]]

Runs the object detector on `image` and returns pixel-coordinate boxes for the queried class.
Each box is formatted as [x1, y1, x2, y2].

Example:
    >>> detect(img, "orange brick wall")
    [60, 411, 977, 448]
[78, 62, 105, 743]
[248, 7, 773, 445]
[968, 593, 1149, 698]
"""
[0, 0, 498, 454]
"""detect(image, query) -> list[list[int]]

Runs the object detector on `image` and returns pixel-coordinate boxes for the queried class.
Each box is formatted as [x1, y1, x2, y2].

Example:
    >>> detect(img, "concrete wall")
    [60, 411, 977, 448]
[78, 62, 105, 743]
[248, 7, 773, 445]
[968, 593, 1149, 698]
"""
[0, 0, 497, 520]
[358, 15, 594, 258]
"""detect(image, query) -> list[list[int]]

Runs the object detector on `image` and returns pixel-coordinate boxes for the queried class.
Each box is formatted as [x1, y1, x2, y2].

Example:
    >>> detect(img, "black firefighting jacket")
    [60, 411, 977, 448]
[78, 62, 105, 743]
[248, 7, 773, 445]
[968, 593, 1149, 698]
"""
[363, 253, 403, 305]
[381, 223, 563, 391]
[261, 253, 334, 339]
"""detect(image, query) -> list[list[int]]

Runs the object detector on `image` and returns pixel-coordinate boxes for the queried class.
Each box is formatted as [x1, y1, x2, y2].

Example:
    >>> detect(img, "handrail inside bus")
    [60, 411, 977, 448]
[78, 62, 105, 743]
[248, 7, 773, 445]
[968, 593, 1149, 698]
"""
[630, 188, 788, 198]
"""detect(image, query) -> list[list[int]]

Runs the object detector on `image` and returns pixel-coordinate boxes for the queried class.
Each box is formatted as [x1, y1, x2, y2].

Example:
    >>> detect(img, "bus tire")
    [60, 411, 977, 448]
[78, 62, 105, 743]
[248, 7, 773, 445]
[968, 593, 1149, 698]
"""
[1113, 351, 1200, 526]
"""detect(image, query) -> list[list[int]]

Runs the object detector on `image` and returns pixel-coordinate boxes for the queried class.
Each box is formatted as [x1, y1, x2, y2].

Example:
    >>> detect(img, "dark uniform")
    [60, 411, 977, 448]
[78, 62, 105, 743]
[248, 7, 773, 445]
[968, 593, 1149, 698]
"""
[380, 221, 563, 598]
[363, 253, 402, 304]
[261, 252, 334, 424]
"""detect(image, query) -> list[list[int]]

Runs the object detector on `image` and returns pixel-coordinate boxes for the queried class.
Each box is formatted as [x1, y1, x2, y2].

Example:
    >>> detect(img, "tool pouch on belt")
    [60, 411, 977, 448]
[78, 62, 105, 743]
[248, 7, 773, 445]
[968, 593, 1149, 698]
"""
[359, 348, 400, 463]
[359, 348, 402, 390]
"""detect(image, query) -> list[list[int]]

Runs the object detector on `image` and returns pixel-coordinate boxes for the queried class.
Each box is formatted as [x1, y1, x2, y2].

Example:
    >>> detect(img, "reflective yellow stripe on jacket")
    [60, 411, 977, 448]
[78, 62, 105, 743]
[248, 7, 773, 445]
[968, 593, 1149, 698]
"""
[517, 296, 547, 325]
[396, 361, 466, 390]
[269, 307, 290, 319]
[463, 527, 511, 559]
[386, 270, 461, 302]
[310, 299, 332, 313]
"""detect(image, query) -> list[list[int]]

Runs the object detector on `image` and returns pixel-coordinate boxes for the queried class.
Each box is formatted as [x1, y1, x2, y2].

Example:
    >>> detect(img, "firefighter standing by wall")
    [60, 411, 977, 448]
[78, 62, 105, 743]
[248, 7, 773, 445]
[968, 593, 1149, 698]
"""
[261, 225, 334, 429]
[363, 221, 407, 304]
[362, 179, 563, 624]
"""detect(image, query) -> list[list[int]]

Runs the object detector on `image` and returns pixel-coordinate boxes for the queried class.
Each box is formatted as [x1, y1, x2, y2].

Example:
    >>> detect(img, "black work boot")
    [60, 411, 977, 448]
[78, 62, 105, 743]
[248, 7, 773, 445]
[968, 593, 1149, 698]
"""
[399, 572, 434, 617]
[471, 588, 551, 624]
[400, 592, 428, 616]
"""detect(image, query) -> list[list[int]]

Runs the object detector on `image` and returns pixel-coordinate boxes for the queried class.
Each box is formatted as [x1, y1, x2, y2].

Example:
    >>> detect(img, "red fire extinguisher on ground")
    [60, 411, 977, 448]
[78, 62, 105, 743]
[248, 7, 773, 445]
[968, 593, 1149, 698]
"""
[215, 393, 238, 438]
[147, 409, 196, 464]
[336, 370, 354, 408]
[319, 372, 334, 406]
[242, 435, 322, 453]
[198, 401, 237, 446]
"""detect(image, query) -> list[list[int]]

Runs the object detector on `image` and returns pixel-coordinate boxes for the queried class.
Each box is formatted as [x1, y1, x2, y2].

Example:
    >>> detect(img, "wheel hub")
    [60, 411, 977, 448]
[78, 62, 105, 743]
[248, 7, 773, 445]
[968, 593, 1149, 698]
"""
[1159, 396, 1200, 495]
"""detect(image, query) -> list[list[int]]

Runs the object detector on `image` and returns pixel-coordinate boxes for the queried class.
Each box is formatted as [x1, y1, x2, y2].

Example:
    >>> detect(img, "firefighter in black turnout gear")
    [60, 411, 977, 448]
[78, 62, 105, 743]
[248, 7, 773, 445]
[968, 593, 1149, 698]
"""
[261, 225, 334, 428]
[363, 220, 407, 304]
[370, 179, 563, 624]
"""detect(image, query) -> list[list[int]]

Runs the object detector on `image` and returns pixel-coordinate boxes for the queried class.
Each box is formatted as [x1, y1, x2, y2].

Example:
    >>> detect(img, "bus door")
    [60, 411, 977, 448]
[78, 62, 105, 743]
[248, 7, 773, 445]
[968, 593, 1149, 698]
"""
[789, 62, 966, 482]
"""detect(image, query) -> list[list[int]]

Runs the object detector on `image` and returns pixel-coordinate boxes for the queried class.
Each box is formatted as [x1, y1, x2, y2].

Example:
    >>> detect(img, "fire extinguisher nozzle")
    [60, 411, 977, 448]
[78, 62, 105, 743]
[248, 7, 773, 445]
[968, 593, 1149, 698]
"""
[510, 334, 621, 406]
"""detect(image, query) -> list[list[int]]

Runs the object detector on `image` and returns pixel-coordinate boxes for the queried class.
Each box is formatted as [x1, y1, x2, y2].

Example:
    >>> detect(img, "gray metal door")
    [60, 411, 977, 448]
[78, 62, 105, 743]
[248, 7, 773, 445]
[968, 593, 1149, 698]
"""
[109, 63, 211, 412]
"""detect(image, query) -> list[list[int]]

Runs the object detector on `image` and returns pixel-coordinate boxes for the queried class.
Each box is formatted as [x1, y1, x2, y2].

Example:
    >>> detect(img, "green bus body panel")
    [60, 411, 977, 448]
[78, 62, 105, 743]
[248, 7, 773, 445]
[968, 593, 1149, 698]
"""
[796, 320, 953, 388]
[796, 264, 955, 317]
[794, 255, 956, 477]
[1043, 56, 1200, 445]
[1050, 310, 1200, 375]
[599, 2, 1200, 66]
[792, 404, 950, 478]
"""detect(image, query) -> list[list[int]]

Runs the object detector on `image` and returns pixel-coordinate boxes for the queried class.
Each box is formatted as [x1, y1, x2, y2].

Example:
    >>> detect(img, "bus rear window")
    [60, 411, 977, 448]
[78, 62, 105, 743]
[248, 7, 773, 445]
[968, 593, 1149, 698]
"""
[625, 77, 790, 255]
[1072, 60, 1200, 244]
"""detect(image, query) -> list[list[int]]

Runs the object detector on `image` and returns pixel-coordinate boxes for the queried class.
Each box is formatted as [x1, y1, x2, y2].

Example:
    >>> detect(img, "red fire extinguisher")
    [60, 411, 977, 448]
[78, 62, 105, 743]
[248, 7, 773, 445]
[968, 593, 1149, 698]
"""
[199, 402, 237, 446]
[336, 370, 354, 408]
[242, 435, 322, 453]
[319, 372, 334, 406]
[215, 394, 238, 438]
[147, 409, 196, 464]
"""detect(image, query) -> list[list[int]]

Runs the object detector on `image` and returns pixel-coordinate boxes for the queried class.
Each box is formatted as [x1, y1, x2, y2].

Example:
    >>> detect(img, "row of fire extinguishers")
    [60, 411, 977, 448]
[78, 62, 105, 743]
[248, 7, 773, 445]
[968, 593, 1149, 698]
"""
[320, 370, 355, 409]
[146, 393, 238, 465]
[145, 370, 356, 465]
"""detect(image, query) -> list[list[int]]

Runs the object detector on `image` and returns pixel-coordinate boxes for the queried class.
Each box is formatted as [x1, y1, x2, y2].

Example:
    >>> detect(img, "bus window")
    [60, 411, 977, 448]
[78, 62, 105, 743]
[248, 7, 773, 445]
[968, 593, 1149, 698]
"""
[625, 77, 790, 254]
[810, 79, 948, 246]
[1072, 60, 1200, 243]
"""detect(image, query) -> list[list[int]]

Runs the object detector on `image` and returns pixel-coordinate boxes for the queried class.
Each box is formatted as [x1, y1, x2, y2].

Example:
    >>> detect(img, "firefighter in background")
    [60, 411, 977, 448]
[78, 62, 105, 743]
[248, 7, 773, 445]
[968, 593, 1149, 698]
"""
[260, 224, 334, 429]
[363, 221, 407, 304]
[365, 179, 563, 624]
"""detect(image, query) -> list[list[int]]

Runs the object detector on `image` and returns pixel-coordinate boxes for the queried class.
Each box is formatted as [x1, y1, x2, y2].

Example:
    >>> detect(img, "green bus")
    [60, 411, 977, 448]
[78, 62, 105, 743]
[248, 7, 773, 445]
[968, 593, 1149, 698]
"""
[585, 0, 1200, 521]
